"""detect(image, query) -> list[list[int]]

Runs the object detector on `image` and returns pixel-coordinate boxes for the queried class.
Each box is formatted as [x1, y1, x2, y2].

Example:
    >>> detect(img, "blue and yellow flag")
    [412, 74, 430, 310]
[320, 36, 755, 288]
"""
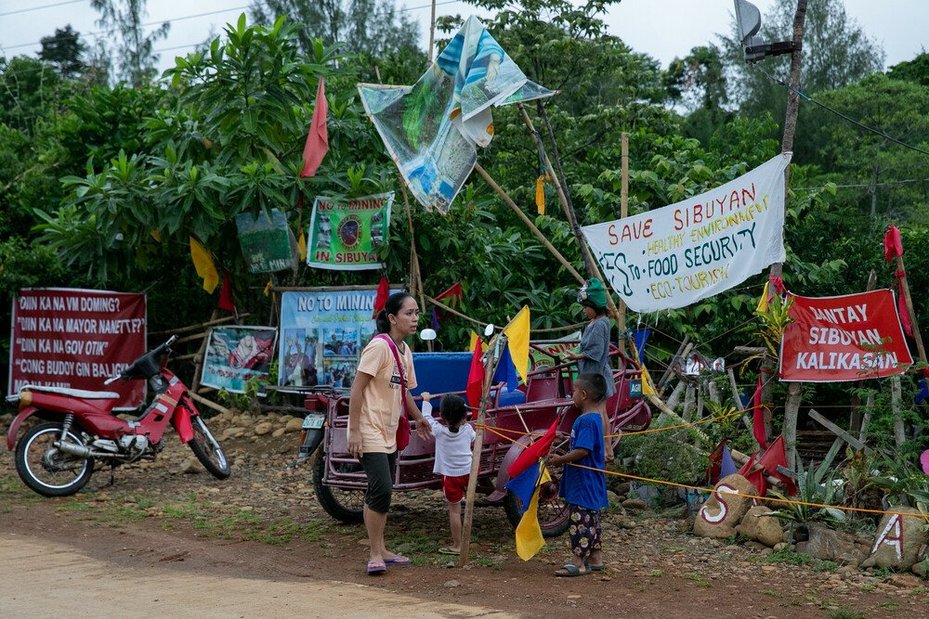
[502, 305, 530, 382]
[512, 460, 552, 561]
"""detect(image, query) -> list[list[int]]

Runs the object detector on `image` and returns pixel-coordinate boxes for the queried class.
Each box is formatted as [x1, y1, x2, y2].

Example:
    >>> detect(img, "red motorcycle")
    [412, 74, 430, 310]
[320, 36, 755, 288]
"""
[5, 335, 230, 497]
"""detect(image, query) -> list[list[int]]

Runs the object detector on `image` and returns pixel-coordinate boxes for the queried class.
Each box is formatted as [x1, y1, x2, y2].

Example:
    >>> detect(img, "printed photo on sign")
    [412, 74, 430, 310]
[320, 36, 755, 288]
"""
[201, 326, 277, 394]
[278, 288, 399, 390]
[281, 328, 319, 388]
[307, 193, 394, 271]
[8, 288, 147, 409]
[582, 153, 792, 313]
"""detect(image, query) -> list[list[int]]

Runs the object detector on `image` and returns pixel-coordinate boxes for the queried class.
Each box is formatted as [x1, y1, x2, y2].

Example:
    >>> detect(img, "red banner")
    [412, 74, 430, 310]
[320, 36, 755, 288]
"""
[9, 288, 147, 408]
[779, 290, 912, 382]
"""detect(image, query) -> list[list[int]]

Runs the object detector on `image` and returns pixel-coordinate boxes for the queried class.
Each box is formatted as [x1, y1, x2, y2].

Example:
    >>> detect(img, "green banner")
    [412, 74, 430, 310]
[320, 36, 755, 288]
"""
[235, 208, 295, 273]
[307, 193, 393, 271]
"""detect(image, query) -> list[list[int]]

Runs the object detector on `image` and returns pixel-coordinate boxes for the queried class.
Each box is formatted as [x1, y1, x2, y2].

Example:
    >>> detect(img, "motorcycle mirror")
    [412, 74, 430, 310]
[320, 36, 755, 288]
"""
[419, 328, 437, 341]
[483, 323, 495, 338]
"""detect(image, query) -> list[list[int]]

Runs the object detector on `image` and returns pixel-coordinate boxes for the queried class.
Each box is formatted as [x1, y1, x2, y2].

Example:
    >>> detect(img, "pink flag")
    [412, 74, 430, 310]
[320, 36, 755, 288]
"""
[300, 78, 328, 177]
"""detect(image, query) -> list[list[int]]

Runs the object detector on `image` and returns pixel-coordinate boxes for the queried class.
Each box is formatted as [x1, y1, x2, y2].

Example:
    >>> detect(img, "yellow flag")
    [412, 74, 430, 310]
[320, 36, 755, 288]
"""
[502, 306, 530, 382]
[640, 365, 656, 396]
[298, 229, 307, 261]
[515, 464, 551, 561]
[189, 236, 219, 294]
[535, 175, 545, 215]
[756, 281, 770, 314]
[468, 331, 488, 352]
[263, 278, 273, 297]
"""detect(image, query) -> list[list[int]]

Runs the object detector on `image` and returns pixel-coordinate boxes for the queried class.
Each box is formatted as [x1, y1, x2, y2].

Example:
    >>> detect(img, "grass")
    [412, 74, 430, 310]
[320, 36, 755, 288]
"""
[684, 572, 712, 589]
[763, 548, 839, 572]
[828, 609, 865, 619]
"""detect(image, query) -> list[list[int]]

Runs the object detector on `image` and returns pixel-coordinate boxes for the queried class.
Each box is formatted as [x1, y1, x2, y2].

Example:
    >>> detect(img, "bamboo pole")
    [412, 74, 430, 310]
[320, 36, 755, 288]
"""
[515, 106, 618, 319]
[617, 133, 629, 332]
[459, 334, 501, 566]
[891, 376, 906, 448]
[187, 390, 232, 416]
[474, 163, 585, 284]
[783, 382, 803, 469]
[149, 313, 247, 338]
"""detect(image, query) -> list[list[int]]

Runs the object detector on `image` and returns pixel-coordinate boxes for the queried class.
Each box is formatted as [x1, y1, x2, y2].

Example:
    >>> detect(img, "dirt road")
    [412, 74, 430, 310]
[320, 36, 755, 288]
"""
[0, 534, 512, 618]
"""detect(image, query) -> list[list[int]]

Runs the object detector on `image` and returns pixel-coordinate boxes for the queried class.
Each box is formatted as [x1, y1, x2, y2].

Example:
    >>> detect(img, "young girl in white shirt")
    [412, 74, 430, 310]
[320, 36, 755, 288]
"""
[421, 393, 475, 555]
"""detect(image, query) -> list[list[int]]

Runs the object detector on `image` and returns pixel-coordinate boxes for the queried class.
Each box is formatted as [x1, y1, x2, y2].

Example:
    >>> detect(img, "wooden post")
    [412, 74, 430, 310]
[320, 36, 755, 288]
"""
[190, 310, 219, 394]
[859, 392, 874, 445]
[767, 0, 808, 446]
[891, 376, 906, 448]
[783, 382, 803, 469]
[809, 409, 868, 453]
[894, 252, 927, 364]
[618, 133, 629, 332]
[427, 0, 436, 63]
[682, 384, 696, 422]
[459, 334, 501, 566]
[666, 380, 686, 410]
[474, 163, 585, 284]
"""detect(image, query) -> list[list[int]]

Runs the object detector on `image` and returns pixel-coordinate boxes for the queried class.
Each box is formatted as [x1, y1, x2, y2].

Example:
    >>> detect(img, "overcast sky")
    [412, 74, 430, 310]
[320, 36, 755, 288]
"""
[0, 0, 926, 74]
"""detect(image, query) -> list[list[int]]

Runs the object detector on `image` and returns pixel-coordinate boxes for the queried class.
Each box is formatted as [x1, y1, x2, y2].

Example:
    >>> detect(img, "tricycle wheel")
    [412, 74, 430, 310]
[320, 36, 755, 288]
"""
[312, 450, 365, 524]
[504, 479, 571, 538]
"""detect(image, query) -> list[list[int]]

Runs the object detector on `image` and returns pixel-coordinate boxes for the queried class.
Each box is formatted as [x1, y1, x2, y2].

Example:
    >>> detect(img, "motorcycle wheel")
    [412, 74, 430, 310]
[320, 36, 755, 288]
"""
[503, 444, 572, 538]
[188, 416, 231, 479]
[15, 422, 95, 497]
[312, 450, 365, 524]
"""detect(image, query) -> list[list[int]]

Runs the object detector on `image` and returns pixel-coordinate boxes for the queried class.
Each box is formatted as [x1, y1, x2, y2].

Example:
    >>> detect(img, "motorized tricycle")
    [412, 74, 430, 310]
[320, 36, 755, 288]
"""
[298, 341, 651, 536]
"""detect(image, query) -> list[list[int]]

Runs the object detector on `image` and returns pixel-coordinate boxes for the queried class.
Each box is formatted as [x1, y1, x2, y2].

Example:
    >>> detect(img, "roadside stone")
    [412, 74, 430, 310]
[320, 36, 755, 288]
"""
[887, 573, 922, 588]
[860, 507, 929, 570]
[795, 523, 869, 565]
[622, 498, 647, 511]
[272, 428, 286, 438]
[254, 422, 274, 436]
[443, 580, 460, 588]
[693, 474, 755, 539]
[773, 542, 789, 552]
[285, 417, 305, 432]
[179, 457, 204, 475]
[736, 506, 786, 547]
[911, 557, 929, 579]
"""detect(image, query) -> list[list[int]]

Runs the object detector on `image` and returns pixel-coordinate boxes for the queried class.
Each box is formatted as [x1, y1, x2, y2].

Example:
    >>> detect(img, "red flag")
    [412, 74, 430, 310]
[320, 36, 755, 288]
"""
[507, 420, 558, 479]
[218, 270, 236, 313]
[434, 282, 463, 305]
[738, 435, 796, 496]
[372, 276, 389, 318]
[883, 225, 903, 262]
[752, 375, 767, 450]
[300, 78, 328, 178]
[466, 344, 484, 412]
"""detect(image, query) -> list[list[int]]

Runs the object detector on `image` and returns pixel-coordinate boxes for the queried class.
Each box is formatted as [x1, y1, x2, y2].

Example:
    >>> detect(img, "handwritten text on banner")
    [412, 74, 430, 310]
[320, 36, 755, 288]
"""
[581, 153, 791, 313]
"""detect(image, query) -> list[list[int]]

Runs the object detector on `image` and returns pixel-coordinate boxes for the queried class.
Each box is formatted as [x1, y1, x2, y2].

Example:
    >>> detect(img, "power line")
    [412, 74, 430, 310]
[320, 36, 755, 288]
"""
[756, 66, 929, 158]
[0, 0, 85, 18]
[793, 177, 929, 192]
[2, 5, 251, 52]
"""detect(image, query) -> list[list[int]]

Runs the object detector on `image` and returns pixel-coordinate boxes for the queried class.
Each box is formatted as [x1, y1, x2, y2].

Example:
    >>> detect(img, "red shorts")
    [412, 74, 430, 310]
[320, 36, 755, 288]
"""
[442, 474, 469, 504]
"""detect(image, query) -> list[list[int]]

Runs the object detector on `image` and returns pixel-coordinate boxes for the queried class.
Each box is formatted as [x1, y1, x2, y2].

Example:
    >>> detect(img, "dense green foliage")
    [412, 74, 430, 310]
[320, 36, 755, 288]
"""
[1, 0, 927, 462]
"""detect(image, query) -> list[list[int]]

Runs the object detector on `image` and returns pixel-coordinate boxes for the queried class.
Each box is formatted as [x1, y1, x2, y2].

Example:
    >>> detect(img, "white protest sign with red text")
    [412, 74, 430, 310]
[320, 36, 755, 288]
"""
[779, 290, 912, 382]
[9, 288, 147, 408]
[581, 153, 791, 312]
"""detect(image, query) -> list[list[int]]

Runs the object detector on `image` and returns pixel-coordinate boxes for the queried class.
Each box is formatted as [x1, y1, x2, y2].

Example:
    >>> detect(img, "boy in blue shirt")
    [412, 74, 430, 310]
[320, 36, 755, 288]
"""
[548, 372, 608, 576]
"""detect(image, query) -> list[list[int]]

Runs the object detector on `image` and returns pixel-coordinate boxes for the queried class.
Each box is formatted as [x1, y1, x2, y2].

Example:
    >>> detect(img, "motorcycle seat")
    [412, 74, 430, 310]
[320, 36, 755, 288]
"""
[23, 385, 120, 399]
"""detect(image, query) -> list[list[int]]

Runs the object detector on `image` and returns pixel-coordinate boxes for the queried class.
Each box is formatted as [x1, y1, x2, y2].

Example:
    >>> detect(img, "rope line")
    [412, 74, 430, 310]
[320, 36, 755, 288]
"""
[569, 463, 929, 521]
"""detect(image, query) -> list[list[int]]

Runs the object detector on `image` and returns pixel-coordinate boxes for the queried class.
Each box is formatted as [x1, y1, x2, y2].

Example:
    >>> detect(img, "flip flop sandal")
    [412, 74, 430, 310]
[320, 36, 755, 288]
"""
[438, 547, 460, 555]
[366, 560, 387, 575]
[554, 564, 589, 577]
[588, 564, 606, 572]
[384, 555, 412, 566]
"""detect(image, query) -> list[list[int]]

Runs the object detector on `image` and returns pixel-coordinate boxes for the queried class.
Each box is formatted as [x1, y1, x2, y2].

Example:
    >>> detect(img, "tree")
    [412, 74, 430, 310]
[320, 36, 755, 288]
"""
[91, 0, 170, 86]
[887, 52, 929, 87]
[719, 0, 884, 154]
[39, 25, 87, 79]
[249, 0, 419, 57]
